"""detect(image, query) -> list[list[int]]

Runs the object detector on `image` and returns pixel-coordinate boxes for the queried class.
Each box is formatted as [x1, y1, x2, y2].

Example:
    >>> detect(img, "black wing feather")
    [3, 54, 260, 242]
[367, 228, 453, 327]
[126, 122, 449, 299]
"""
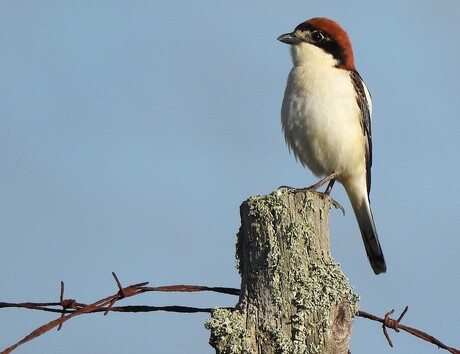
[350, 70, 372, 195]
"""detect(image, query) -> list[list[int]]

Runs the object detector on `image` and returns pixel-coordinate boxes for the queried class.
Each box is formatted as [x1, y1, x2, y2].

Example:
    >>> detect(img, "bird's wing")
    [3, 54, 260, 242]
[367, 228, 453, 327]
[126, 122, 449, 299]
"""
[350, 70, 373, 195]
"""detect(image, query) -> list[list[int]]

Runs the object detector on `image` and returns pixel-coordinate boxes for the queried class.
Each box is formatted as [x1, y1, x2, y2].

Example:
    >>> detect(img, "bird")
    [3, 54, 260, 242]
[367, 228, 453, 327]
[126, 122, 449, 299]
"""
[277, 17, 386, 274]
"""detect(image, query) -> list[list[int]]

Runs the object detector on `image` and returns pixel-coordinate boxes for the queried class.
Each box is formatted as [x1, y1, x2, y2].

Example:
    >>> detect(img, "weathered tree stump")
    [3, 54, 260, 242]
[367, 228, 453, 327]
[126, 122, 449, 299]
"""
[206, 189, 359, 354]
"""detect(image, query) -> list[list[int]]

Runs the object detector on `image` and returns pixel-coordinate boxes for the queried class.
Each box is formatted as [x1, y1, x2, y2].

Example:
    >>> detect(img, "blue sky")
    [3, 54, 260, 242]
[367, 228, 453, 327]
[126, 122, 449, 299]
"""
[1, 1, 459, 353]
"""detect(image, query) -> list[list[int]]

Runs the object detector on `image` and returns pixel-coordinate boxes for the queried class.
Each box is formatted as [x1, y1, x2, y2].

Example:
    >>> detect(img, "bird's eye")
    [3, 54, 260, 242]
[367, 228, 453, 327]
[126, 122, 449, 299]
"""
[311, 31, 325, 42]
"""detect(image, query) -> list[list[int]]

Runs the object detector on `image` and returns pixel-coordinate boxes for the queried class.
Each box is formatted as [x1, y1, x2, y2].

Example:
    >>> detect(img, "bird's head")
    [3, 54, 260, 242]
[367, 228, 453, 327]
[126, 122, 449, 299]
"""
[278, 18, 355, 70]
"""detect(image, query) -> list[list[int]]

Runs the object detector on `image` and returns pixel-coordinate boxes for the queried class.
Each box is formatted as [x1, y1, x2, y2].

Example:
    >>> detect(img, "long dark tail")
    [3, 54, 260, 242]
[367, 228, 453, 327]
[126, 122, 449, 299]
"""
[353, 199, 386, 274]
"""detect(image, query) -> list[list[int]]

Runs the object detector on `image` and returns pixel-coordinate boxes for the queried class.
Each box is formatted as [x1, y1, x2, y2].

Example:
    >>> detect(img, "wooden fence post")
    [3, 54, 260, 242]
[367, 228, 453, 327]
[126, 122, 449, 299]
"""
[206, 189, 359, 354]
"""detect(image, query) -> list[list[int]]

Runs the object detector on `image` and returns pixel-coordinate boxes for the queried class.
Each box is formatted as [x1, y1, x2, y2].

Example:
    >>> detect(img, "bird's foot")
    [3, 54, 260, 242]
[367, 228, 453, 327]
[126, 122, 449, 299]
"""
[278, 172, 345, 214]
[306, 172, 338, 192]
[278, 172, 337, 194]
[277, 184, 345, 215]
[315, 191, 345, 215]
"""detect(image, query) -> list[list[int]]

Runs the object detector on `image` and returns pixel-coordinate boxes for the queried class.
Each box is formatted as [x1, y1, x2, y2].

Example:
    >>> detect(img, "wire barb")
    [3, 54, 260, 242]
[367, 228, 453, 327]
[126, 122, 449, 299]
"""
[57, 281, 65, 331]
[358, 307, 460, 354]
[1, 278, 459, 354]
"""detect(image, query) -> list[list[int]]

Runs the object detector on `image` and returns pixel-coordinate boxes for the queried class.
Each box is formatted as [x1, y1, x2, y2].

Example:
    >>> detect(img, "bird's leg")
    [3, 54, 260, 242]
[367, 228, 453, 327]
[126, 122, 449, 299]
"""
[294, 172, 345, 214]
[278, 172, 345, 214]
[278, 172, 338, 193]
[323, 178, 336, 195]
[321, 178, 344, 213]
[305, 172, 338, 192]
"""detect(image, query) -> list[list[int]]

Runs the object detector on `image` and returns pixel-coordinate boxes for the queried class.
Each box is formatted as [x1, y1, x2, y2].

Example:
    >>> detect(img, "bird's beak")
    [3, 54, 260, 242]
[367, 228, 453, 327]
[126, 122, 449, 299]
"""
[277, 32, 301, 45]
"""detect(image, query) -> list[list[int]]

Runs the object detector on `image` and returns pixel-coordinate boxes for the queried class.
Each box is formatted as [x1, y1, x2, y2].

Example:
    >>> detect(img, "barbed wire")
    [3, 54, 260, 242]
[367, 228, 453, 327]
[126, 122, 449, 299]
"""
[357, 308, 459, 354]
[0, 272, 458, 354]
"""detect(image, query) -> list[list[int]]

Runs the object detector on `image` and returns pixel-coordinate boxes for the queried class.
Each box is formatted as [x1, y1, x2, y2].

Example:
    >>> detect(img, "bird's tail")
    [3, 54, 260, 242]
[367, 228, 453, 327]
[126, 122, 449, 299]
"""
[345, 183, 387, 274]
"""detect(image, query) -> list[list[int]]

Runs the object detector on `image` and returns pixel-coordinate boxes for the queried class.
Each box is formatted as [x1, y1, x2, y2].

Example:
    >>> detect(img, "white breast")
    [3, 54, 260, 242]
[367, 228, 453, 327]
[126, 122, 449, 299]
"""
[281, 61, 366, 180]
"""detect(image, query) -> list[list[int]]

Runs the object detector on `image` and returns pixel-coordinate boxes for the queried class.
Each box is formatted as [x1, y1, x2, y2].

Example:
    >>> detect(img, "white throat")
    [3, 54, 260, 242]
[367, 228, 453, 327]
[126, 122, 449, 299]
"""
[290, 43, 339, 68]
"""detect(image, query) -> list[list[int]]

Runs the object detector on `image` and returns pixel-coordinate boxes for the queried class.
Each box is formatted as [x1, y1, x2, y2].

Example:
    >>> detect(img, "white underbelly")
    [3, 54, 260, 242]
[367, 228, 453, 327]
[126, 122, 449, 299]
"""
[281, 66, 365, 179]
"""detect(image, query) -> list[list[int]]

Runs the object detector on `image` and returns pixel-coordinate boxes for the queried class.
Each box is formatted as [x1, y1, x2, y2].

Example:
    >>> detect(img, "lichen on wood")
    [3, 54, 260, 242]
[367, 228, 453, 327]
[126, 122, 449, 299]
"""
[206, 189, 359, 354]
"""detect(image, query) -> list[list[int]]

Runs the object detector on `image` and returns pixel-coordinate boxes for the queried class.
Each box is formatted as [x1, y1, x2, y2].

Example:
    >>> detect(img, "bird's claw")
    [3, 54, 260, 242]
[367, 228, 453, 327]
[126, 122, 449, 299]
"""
[309, 189, 345, 215]
[276, 185, 345, 215]
[330, 197, 345, 215]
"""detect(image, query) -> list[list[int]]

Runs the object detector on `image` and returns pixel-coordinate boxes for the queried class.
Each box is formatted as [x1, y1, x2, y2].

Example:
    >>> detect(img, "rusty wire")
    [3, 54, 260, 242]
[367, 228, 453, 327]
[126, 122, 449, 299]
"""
[0, 273, 458, 354]
[0, 272, 237, 354]
[357, 307, 460, 354]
